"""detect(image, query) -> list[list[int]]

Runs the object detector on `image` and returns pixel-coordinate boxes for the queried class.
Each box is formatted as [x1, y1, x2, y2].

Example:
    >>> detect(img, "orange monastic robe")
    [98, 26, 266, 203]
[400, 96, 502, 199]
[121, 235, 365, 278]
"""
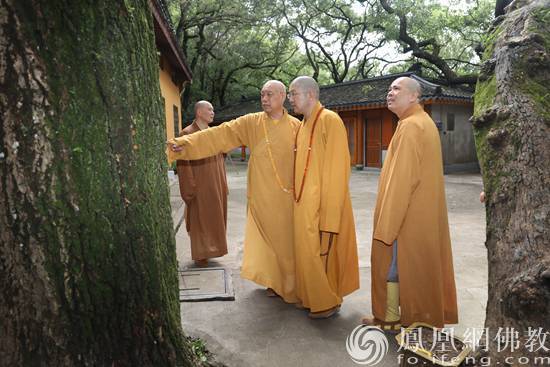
[293, 102, 360, 312]
[371, 104, 458, 328]
[176, 122, 228, 261]
[168, 111, 299, 303]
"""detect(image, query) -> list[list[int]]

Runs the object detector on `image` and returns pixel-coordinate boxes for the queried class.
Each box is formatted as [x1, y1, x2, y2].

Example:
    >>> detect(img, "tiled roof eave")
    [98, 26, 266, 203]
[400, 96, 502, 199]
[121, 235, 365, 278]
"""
[325, 95, 472, 110]
[423, 96, 473, 103]
[326, 100, 386, 110]
[150, 0, 192, 81]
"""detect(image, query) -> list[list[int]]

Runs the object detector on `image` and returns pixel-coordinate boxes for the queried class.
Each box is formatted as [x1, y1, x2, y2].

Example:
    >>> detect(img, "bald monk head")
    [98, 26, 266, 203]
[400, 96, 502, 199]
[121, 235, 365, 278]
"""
[288, 76, 320, 119]
[194, 100, 214, 127]
[386, 77, 422, 118]
[260, 80, 287, 119]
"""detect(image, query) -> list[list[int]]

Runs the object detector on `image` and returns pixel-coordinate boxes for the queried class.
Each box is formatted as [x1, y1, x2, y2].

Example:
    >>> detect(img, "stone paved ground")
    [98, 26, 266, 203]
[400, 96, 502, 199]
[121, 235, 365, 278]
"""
[170, 162, 487, 367]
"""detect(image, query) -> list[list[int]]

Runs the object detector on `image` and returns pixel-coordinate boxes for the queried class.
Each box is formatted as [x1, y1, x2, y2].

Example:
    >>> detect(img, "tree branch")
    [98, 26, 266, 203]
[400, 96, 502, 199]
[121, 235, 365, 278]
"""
[379, 0, 478, 85]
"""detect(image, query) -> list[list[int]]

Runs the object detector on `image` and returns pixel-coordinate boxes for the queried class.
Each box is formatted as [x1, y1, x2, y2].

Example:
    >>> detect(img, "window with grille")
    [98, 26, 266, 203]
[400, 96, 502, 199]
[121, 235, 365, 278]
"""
[447, 113, 455, 131]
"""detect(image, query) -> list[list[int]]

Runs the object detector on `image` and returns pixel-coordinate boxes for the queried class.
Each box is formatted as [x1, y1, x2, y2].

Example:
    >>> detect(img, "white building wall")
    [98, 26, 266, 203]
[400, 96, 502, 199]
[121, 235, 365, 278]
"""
[431, 103, 478, 169]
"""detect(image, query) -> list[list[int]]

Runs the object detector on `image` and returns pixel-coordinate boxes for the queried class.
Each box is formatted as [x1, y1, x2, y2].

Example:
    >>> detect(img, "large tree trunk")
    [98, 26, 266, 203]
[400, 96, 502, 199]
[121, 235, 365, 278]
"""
[472, 0, 549, 363]
[0, 1, 198, 365]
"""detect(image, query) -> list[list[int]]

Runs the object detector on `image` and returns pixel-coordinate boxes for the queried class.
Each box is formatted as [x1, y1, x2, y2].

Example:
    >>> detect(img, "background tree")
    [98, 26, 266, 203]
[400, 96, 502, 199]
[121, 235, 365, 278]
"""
[471, 0, 549, 362]
[280, 0, 386, 83]
[0, 1, 200, 365]
[171, 0, 309, 118]
[169, 0, 496, 117]
[372, 0, 494, 86]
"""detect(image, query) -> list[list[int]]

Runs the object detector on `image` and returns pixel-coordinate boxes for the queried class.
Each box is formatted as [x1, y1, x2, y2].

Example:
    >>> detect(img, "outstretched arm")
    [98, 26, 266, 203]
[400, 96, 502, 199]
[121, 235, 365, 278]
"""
[167, 115, 253, 163]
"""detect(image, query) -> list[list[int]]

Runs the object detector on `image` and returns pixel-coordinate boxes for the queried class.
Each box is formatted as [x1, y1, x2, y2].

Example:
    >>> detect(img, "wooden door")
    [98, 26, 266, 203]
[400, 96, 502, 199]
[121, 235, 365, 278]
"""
[342, 116, 358, 165]
[365, 117, 382, 167]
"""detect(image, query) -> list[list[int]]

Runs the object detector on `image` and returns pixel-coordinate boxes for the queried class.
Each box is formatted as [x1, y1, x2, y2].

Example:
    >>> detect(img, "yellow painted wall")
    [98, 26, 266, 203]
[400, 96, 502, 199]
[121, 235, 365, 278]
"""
[158, 56, 182, 142]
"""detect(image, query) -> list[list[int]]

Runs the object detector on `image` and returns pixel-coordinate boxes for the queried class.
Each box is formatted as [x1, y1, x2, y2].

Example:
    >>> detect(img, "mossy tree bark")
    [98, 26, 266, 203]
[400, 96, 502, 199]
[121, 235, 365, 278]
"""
[472, 0, 549, 363]
[0, 1, 197, 365]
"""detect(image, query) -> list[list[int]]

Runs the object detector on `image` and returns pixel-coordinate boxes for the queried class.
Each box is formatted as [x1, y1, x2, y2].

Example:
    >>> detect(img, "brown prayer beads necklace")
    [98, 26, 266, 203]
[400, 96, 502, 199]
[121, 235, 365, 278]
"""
[261, 115, 293, 194]
[293, 107, 324, 203]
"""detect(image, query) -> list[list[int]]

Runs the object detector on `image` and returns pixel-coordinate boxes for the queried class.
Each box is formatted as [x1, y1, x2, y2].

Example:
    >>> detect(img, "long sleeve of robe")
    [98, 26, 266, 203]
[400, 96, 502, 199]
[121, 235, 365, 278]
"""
[319, 112, 350, 233]
[176, 144, 197, 205]
[169, 112, 300, 303]
[371, 104, 458, 328]
[373, 121, 422, 245]
[176, 122, 228, 260]
[168, 116, 250, 162]
[176, 156, 196, 232]
[293, 102, 360, 312]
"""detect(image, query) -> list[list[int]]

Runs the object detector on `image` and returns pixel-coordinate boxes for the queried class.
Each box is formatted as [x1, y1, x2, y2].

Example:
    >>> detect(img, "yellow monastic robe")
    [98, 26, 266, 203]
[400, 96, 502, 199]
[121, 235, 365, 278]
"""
[168, 111, 299, 303]
[176, 122, 228, 261]
[371, 104, 458, 328]
[293, 102, 360, 312]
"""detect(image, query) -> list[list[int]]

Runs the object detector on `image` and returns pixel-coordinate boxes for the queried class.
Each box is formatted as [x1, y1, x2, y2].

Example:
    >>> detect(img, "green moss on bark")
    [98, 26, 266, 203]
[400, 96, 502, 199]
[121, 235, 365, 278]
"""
[6, 0, 195, 365]
[520, 7, 550, 120]
[530, 8, 550, 49]
[481, 25, 502, 61]
[519, 78, 550, 120]
[473, 76, 497, 118]
[473, 21, 502, 196]
[471, 1, 550, 362]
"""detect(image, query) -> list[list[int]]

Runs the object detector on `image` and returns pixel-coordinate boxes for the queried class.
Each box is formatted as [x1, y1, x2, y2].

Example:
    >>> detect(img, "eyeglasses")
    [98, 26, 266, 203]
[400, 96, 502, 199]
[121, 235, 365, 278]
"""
[287, 91, 304, 98]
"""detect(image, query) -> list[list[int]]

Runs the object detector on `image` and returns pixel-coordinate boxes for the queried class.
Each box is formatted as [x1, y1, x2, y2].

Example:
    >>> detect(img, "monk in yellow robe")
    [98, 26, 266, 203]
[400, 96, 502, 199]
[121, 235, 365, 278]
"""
[177, 101, 228, 268]
[362, 77, 458, 329]
[168, 81, 300, 303]
[288, 76, 360, 318]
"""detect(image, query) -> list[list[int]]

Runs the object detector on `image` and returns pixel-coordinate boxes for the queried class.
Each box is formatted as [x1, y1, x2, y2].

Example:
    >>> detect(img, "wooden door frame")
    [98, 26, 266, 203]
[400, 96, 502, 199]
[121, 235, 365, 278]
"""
[364, 116, 382, 168]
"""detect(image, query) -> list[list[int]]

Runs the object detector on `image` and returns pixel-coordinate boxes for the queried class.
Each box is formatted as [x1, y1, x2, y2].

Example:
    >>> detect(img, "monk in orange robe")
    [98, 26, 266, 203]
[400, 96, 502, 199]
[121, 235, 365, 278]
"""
[168, 81, 300, 304]
[288, 76, 360, 318]
[176, 101, 228, 267]
[362, 77, 458, 329]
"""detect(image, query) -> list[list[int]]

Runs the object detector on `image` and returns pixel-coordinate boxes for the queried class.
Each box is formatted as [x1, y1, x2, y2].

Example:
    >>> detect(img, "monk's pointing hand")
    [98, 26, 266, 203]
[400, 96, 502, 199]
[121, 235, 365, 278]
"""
[167, 142, 183, 152]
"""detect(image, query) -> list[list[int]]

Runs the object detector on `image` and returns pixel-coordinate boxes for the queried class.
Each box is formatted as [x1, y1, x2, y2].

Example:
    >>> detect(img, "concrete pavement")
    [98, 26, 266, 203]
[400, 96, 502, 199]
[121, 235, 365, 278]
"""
[170, 162, 487, 367]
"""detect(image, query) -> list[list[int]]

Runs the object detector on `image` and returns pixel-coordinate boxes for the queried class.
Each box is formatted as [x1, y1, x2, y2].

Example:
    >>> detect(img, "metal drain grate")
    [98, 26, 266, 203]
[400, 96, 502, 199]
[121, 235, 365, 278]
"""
[178, 267, 235, 302]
